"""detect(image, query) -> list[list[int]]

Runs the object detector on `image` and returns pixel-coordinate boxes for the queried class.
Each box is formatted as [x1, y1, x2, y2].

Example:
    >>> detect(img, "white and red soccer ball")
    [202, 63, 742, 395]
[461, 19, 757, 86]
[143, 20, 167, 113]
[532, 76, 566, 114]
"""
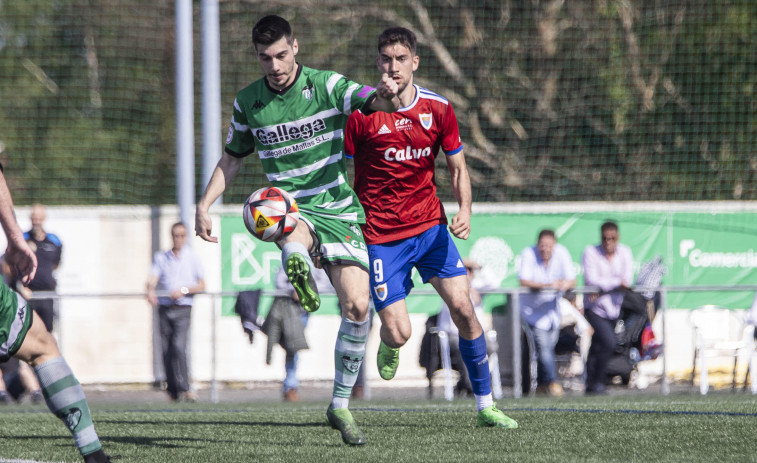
[243, 186, 299, 242]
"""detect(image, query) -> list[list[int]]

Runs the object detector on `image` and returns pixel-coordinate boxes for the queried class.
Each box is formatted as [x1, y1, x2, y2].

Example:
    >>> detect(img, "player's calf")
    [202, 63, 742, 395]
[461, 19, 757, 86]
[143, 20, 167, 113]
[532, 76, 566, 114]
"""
[33, 356, 110, 460]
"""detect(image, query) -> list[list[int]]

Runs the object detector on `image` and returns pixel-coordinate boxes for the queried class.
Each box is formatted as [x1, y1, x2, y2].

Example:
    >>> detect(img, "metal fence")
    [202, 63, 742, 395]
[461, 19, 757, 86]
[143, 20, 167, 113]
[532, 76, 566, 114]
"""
[30, 284, 757, 403]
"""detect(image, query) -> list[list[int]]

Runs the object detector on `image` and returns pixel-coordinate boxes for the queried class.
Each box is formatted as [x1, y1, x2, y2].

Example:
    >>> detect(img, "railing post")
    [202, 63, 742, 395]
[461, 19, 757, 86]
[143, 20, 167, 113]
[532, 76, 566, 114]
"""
[661, 287, 669, 395]
[54, 295, 62, 355]
[210, 294, 219, 403]
[511, 290, 522, 398]
[487, 330, 503, 400]
[437, 330, 454, 401]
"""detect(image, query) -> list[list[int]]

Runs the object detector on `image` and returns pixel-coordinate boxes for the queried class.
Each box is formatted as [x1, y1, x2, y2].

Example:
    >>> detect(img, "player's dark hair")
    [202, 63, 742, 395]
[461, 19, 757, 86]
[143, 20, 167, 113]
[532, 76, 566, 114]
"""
[378, 27, 417, 55]
[601, 221, 618, 233]
[252, 15, 294, 49]
[171, 222, 187, 233]
[538, 229, 556, 241]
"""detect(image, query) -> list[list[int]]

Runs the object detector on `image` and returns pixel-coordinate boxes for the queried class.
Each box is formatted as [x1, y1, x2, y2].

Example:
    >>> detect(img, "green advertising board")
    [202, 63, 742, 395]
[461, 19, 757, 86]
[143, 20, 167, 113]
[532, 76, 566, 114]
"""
[220, 206, 757, 316]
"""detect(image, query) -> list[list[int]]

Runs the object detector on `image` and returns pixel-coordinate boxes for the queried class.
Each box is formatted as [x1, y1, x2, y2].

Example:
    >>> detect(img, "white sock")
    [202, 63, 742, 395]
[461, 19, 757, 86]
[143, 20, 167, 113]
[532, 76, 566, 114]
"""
[281, 242, 314, 269]
[331, 397, 350, 409]
[475, 393, 494, 411]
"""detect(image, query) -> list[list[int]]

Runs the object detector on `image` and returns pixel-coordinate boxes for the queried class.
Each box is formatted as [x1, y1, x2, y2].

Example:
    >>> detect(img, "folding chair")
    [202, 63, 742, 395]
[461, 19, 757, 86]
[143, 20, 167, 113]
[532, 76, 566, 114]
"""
[689, 305, 755, 395]
[741, 331, 757, 395]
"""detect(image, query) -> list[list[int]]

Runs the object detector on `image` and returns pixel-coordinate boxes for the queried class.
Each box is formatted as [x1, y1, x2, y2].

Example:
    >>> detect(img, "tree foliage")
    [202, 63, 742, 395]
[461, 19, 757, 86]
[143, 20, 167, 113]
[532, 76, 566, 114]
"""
[0, 0, 754, 205]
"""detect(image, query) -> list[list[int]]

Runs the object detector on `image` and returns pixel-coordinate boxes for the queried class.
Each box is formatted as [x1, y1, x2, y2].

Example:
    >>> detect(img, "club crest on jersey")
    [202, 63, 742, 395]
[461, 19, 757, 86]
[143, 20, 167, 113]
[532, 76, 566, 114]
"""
[374, 283, 388, 302]
[226, 126, 234, 144]
[419, 113, 433, 130]
[301, 85, 313, 101]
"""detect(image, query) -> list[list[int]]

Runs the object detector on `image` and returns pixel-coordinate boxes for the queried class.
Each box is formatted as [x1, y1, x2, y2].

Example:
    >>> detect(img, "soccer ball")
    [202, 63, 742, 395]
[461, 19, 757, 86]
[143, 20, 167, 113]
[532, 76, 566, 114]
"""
[243, 186, 299, 242]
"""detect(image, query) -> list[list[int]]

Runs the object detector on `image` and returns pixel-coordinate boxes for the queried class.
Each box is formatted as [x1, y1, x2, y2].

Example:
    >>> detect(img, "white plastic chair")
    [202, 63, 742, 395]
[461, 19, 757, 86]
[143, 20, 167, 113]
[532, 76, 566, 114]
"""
[741, 344, 757, 395]
[689, 305, 755, 395]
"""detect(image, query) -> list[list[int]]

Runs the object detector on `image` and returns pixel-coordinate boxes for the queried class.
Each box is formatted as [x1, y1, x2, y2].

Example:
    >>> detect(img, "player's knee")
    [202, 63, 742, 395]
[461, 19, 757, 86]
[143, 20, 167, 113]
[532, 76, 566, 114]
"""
[17, 334, 60, 367]
[341, 296, 370, 322]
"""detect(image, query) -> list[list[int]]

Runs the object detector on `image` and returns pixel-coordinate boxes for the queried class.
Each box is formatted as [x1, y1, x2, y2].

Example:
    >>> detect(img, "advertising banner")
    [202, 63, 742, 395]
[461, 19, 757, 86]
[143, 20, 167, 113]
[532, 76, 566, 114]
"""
[220, 207, 757, 315]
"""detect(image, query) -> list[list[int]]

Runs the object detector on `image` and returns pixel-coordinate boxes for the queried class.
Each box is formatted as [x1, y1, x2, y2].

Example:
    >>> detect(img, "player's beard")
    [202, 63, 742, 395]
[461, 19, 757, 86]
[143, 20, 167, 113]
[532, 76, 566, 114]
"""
[396, 78, 413, 100]
[268, 62, 297, 90]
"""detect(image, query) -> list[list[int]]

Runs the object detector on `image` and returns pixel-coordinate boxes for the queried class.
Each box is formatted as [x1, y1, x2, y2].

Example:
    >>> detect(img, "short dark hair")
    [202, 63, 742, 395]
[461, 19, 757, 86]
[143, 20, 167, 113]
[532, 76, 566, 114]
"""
[601, 221, 618, 233]
[538, 229, 556, 241]
[378, 27, 417, 55]
[252, 15, 294, 48]
[171, 222, 187, 233]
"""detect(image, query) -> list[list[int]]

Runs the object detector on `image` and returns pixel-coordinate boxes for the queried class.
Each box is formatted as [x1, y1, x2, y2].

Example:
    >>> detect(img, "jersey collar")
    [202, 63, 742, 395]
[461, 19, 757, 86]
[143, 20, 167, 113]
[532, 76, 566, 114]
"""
[399, 84, 420, 112]
[263, 64, 303, 96]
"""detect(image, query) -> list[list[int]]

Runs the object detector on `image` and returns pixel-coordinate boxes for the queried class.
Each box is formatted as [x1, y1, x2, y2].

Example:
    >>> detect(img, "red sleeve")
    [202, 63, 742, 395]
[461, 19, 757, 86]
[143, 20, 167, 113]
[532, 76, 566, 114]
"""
[440, 102, 462, 155]
[344, 111, 362, 159]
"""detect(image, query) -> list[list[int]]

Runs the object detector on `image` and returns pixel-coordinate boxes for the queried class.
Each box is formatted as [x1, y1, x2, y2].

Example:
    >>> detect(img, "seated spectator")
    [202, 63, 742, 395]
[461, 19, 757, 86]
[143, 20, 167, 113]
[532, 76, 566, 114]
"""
[518, 229, 576, 397]
[557, 290, 592, 378]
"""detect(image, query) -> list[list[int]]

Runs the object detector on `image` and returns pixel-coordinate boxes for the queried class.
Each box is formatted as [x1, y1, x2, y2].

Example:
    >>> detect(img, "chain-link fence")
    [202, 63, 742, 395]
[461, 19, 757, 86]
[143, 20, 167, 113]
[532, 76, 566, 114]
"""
[1, 1, 755, 205]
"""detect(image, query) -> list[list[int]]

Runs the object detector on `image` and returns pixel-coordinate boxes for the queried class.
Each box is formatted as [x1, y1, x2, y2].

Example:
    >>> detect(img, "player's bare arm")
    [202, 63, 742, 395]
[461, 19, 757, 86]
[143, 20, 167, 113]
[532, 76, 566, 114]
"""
[369, 73, 400, 113]
[196, 153, 243, 243]
[0, 172, 38, 284]
[447, 151, 472, 240]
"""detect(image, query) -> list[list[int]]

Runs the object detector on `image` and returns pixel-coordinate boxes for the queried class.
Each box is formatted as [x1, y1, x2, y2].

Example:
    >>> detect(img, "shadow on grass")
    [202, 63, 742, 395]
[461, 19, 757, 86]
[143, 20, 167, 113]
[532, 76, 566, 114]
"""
[97, 418, 327, 427]
[5, 434, 222, 449]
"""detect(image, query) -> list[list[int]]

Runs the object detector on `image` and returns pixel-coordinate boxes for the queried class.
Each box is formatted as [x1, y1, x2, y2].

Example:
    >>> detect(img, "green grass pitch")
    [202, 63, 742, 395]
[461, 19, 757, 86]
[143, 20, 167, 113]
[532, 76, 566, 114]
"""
[1, 394, 757, 462]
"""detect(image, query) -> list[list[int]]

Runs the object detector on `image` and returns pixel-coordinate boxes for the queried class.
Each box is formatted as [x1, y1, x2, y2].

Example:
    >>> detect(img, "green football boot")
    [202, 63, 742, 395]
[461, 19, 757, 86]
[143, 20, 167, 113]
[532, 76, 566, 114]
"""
[477, 405, 518, 429]
[326, 405, 366, 446]
[285, 253, 320, 313]
[377, 341, 400, 380]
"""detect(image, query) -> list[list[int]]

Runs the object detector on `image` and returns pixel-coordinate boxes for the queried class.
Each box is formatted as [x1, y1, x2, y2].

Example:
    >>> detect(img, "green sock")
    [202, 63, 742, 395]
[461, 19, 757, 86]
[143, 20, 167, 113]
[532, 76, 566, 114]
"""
[34, 356, 102, 456]
[332, 317, 369, 408]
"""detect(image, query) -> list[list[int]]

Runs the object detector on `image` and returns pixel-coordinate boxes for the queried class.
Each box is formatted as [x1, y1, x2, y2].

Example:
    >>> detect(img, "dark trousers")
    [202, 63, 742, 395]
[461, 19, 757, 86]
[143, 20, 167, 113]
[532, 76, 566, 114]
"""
[584, 310, 617, 393]
[29, 298, 55, 332]
[159, 304, 192, 399]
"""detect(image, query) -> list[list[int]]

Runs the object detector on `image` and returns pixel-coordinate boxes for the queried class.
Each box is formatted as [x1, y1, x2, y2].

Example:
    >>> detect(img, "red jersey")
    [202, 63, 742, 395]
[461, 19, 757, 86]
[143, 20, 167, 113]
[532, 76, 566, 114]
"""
[344, 85, 463, 244]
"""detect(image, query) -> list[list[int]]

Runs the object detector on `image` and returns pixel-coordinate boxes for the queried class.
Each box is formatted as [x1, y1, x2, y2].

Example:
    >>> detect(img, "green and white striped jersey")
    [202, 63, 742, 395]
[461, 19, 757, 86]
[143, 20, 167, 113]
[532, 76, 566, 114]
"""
[225, 65, 376, 223]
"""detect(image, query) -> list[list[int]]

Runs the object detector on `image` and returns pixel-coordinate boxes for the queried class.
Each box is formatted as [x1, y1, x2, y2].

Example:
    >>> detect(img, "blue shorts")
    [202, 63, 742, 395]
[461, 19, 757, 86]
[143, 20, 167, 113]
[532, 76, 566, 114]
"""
[367, 224, 467, 311]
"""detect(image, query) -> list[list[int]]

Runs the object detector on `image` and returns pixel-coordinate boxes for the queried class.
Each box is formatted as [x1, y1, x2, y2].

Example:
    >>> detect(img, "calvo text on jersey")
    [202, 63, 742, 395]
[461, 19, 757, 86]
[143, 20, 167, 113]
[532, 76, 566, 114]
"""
[384, 145, 432, 162]
[255, 119, 326, 146]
